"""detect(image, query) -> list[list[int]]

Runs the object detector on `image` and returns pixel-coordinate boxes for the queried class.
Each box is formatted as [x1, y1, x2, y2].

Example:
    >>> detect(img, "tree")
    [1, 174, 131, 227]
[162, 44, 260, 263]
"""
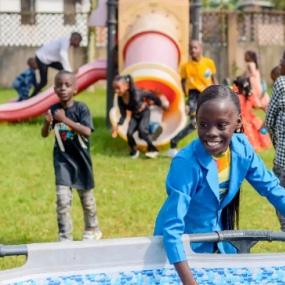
[271, 0, 285, 10]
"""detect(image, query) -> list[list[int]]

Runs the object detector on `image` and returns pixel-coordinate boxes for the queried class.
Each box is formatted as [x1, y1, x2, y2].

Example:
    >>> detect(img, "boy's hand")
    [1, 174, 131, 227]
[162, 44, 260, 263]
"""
[112, 125, 118, 138]
[54, 109, 66, 122]
[45, 109, 53, 125]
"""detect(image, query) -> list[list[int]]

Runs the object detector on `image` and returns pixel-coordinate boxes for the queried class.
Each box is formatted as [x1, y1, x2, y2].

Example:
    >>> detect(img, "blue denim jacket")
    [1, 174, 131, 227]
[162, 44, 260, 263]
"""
[154, 134, 285, 264]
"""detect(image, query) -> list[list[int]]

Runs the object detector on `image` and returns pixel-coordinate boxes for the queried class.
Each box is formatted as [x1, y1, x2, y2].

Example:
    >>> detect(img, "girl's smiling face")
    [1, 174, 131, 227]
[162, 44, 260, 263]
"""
[197, 99, 242, 155]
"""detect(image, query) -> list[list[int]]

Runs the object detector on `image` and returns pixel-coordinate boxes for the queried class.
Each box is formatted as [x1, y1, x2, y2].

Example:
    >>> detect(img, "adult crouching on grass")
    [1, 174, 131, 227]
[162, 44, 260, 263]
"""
[112, 75, 162, 159]
[30, 32, 82, 98]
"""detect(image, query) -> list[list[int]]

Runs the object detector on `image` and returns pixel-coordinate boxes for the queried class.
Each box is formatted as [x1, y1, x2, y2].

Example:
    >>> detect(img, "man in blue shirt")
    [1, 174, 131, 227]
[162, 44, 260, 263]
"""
[12, 58, 38, 102]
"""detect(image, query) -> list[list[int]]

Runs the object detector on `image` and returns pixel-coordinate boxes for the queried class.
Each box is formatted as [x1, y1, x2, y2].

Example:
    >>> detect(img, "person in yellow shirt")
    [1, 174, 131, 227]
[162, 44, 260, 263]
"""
[167, 40, 218, 158]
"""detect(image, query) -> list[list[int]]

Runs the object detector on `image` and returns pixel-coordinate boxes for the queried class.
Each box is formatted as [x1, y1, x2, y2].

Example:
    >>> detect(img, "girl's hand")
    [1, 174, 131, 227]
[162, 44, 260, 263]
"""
[112, 125, 118, 138]
[54, 109, 66, 122]
[45, 109, 53, 125]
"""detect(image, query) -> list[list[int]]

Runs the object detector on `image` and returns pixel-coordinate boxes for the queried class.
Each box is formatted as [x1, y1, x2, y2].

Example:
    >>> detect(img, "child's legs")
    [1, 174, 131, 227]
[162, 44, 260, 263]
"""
[170, 90, 199, 148]
[127, 116, 139, 154]
[273, 164, 285, 232]
[77, 189, 99, 231]
[138, 108, 158, 152]
[149, 122, 160, 134]
[15, 87, 26, 101]
[50, 61, 64, 71]
[56, 185, 73, 240]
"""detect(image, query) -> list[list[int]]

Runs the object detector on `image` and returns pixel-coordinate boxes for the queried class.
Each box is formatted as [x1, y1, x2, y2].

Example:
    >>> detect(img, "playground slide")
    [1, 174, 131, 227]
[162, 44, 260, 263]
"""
[0, 60, 107, 123]
[107, 0, 189, 148]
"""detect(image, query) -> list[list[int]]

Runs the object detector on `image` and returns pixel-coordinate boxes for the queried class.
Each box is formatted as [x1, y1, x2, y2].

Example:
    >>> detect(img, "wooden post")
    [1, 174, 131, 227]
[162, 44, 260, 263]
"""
[87, 0, 98, 92]
[227, 12, 238, 80]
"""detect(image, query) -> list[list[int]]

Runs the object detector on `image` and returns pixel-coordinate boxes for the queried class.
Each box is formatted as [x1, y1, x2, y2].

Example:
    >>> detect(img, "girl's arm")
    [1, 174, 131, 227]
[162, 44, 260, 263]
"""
[162, 156, 199, 284]
[174, 262, 198, 285]
[265, 79, 282, 145]
[246, 143, 285, 217]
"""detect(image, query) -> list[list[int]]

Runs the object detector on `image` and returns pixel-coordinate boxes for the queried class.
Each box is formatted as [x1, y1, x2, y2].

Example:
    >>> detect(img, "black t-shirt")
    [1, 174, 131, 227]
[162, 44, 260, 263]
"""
[49, 101, 94, 190]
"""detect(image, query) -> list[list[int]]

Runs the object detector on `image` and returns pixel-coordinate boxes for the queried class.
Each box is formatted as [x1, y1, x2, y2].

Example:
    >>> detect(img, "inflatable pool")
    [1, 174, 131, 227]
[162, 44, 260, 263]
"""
[1, 230, 285, 285]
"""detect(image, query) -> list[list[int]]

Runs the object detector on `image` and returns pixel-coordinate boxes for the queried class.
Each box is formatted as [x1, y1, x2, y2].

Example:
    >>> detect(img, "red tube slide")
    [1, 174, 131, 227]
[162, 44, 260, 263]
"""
[0, 60, 107, 123]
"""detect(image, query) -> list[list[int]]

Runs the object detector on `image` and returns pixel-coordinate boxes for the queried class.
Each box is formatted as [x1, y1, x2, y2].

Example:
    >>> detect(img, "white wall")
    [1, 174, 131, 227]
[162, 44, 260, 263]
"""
[0, 0, 90, 12]
[0, 0, 20, 12]
[36, 0, 63, 12]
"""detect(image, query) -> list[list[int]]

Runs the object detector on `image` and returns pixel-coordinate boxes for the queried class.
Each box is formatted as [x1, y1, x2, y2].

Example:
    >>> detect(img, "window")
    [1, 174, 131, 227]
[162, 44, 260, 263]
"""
[21, 0, 36, 25]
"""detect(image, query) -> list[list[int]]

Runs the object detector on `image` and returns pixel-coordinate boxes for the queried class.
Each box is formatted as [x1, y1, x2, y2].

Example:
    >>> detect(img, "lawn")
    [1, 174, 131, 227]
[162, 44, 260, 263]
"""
[0, 88, 284, 271]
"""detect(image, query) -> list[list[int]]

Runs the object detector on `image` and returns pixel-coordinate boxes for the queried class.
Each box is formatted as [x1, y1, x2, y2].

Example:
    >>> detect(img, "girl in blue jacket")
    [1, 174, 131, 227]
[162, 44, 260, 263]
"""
[154, 85, 285, 285]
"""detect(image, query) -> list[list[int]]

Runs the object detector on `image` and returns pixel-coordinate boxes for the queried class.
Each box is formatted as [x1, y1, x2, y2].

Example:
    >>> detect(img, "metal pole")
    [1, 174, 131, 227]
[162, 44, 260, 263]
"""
[191, 0, 201, 40]
[0, 245, 28, 257]
[106, 0, 118, 128]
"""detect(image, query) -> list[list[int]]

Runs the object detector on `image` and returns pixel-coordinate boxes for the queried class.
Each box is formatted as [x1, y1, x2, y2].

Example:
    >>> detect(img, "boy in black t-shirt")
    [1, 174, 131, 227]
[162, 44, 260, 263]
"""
[41, 70, 102, 242]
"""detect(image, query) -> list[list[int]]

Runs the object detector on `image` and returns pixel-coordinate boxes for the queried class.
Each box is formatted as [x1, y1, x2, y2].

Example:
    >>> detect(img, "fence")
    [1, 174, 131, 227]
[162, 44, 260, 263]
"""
[0, 12, 107, 47]
[202, 10, 285, 46]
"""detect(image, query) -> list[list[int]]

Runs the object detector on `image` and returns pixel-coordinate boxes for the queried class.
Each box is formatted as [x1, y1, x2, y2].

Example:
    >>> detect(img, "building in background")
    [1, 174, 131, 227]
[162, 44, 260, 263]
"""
[0, 0, 90, 13]
[0, 0, 91, 46]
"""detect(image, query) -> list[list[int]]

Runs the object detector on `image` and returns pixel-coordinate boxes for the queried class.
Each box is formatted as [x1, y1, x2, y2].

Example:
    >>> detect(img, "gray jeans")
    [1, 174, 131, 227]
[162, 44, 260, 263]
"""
[56, 185, 99, 241]
[273, 164, 285, 232]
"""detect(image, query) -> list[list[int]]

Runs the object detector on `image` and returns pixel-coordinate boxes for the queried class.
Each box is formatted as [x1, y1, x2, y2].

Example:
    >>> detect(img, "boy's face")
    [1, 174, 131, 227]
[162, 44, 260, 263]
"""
[279, 50, 285, 76]
[70, 35, 82, 48]
[29, 60, 38, 70]
[271, 71, 279, 83]
[189, 40, 202, 61]
[197, 99, 242, 156]
[54, 74, 77, 102]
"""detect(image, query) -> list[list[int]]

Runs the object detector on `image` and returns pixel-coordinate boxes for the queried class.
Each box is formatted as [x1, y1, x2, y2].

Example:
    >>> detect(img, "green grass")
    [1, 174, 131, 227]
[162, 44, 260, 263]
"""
[0, 89, 284, 271]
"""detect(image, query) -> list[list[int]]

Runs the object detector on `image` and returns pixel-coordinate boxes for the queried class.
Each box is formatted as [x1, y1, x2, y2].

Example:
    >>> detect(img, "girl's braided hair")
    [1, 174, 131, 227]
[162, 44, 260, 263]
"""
[196, 85, 243, 230]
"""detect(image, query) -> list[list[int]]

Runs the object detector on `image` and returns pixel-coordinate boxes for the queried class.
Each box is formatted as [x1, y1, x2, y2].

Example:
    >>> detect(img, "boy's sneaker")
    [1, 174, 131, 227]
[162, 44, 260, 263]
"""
[130, 150, 140, 159]
[152, 126, 163, 141]
[58, 236, 73, 242]
[145, 151, 159, 159]
[83, 229, 102, 241]
[166, 148, 179, 158]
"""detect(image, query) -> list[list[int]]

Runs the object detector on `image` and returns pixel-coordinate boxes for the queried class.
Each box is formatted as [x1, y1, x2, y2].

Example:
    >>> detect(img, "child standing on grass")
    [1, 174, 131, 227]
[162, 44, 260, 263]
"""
[166, 40, 218, 158]
[266, 49, 285, 233]
[12, 58, 38, 102]
[41, 70, 102, 242]
[233, 76, 272, 152]
[245, 50, 269, 110]
[154, 85, 285, 285]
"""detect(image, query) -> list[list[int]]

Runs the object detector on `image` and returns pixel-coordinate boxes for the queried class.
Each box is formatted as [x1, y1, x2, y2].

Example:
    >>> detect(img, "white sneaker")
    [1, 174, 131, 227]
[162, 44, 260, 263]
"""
[145, 151, 159, 159]
[130, 150, 140, 159]
[166, 148, 179, 158]
[83, 229, 102, 241]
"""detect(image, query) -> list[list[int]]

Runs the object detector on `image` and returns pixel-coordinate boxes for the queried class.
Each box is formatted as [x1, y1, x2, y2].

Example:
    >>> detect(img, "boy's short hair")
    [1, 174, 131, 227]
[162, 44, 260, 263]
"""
[271, 66, 280, 75]
[27, 57, 36, 66]
[71, 32, 82, 40]
[54, 70, 76, 83]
